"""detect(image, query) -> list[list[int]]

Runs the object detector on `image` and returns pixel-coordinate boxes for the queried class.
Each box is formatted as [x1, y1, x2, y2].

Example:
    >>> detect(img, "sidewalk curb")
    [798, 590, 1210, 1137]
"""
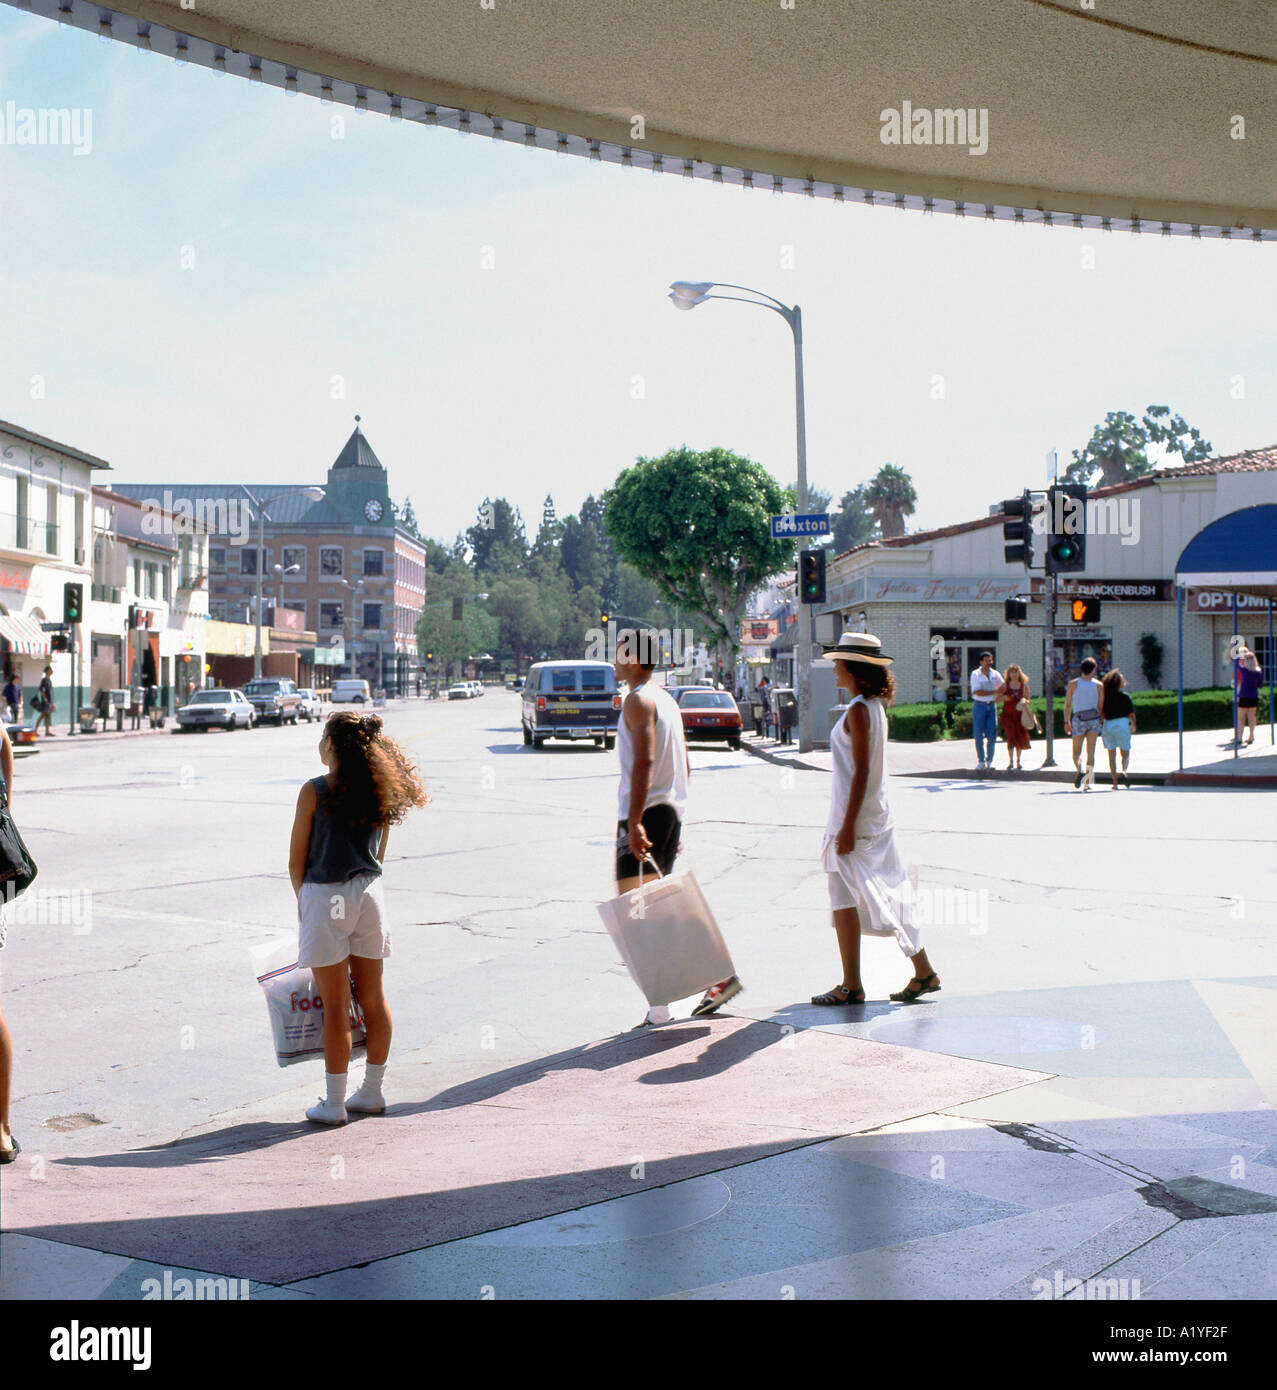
[741, 737, 827, 772]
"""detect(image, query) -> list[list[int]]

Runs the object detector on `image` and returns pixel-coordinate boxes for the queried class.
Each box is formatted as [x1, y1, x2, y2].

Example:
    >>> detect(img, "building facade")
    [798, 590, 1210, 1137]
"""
[114, 422, 427, 695]
[818, 447, 1277, 706]
[0, 419, 103, 713]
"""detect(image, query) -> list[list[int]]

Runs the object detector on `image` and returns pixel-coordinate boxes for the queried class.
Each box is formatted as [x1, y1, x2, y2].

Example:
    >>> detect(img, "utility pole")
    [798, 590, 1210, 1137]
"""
[1042, 449, 1060, 767]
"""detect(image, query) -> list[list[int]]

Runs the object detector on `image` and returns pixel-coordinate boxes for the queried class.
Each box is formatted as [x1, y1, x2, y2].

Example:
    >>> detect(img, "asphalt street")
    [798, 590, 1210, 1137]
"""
[3, 690, 1269, 1153]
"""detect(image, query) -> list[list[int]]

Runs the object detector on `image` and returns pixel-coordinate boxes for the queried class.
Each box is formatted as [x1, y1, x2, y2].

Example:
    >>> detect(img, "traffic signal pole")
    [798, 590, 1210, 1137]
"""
[1042, 569, 1057, 766]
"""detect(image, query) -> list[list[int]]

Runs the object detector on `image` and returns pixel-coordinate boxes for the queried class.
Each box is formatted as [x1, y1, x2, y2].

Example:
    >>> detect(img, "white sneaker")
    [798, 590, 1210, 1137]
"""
[345, 1088, 386, 1115]
[305, 1097, 348, 1126]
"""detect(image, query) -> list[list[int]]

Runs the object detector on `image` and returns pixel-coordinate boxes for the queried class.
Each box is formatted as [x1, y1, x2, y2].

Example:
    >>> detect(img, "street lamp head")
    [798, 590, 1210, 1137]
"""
[669, 281, 713, 310]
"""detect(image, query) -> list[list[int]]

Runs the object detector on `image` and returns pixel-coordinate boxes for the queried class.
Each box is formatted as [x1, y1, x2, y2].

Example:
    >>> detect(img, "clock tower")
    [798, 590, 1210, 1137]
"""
[324, 416, 392, 527]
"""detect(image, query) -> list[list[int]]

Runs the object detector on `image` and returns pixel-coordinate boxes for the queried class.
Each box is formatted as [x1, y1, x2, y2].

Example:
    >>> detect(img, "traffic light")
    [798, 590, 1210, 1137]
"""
[600, 610, 610, 626]
[425, 650, 434, 662]
[63, 581, 83, 623]
[50, 632, 70, 653]
[1004, 598, 1028, 624]
[451, 597, 463, 621]
[799, 549, 827, 605]
[1046, 484, 1087, 574]
[1068, 597, 1102, 624]
[1001, 493, 1033, 566]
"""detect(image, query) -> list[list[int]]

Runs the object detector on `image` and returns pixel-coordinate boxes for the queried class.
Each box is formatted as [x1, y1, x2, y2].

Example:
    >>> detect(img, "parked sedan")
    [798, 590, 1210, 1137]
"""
[176, 688, 255, 731]
[447, 683, 471, 701]
[674, 688, 743, 749]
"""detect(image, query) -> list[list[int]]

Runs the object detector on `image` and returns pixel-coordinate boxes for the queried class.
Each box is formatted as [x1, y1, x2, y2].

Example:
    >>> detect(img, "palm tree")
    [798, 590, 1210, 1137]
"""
[1066, 408, 1212, 487]
[865, 464, 917, 539]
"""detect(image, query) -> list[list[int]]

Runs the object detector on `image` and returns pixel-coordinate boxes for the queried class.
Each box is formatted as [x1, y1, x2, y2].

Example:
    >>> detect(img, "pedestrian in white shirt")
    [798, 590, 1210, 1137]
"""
[970, 652, 1002, 771]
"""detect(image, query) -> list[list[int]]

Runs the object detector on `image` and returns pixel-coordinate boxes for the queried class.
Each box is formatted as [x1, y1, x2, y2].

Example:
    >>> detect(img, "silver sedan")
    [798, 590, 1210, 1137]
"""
[175, 689, 255, 731]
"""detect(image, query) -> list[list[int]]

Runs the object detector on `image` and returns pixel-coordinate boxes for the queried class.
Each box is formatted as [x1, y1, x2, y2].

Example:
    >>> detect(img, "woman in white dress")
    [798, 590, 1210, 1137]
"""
[811, 632, 941, 1006]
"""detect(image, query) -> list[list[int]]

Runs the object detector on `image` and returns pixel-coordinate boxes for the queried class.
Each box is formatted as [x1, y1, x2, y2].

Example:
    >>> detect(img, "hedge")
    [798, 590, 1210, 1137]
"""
[886, 688, 1273, 742]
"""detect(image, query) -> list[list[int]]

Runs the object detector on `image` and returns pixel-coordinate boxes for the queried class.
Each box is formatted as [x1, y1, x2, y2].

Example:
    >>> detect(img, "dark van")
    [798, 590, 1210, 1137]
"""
[521, 661, 621, 749]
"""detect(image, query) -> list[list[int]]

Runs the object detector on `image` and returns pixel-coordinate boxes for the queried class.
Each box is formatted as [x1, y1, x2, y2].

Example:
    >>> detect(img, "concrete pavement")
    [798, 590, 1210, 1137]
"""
[1, 692, 1273, 1299]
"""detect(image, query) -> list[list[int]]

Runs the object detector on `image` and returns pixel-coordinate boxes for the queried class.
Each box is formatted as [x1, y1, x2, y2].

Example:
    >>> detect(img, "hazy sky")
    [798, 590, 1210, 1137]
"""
[2, 7, 1274, 547]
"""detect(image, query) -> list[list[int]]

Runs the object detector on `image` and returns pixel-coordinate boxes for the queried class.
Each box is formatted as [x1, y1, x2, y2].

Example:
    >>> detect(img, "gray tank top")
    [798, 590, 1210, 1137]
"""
[303, 776, 382, 883]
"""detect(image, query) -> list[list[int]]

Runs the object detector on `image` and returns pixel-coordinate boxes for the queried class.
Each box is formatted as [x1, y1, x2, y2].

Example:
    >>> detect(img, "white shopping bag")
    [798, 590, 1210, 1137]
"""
[256, 956, 367, 1068]
[597, 861, 735, 1008]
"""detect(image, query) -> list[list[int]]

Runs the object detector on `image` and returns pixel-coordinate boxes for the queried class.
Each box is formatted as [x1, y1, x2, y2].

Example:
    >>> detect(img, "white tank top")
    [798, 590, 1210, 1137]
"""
[617, 683, 688, 821]
[826, 695, 891, 841]
[1072, 676, 1101, 715]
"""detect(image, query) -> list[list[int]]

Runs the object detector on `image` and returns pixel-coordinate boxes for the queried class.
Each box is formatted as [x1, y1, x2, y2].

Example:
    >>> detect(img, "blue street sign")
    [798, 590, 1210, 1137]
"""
[771, 513, 831, 539]
[40, 622, 70, 631]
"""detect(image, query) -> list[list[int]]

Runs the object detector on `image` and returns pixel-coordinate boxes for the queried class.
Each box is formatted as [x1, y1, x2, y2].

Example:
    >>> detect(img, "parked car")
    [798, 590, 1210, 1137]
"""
[176, 688, 255, 731]
[447, 683, 470, 701]
[331, 678, 372, 704]
[674, 687, 743, 749]
[242, 677, 302, 726]
[509, 676, 525, 691]
[521, 660, 620, 749]
[296, 687, 322, 722]
[470, 681, 484, 697]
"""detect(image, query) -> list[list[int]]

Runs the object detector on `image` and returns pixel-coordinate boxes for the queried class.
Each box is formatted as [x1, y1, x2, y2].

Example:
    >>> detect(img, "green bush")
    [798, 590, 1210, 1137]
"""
[883, 688, 1271, 742]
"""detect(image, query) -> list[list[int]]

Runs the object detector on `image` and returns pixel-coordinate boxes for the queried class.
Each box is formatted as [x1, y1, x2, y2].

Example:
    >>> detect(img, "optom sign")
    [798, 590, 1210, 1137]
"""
[1186, 588, 1275, 613]
[771, 513, 830, 538]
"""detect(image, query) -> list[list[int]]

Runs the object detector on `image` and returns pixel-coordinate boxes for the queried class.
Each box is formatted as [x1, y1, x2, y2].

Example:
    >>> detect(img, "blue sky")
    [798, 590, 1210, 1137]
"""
[1, 7, 1274, 546]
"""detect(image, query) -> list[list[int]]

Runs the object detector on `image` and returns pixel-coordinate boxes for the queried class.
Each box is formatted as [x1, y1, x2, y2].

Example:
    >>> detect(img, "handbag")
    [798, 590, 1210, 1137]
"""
[0, 781, 39, 900]
[597, 859, 735, 1007]
[1018, 698, 1039, 731]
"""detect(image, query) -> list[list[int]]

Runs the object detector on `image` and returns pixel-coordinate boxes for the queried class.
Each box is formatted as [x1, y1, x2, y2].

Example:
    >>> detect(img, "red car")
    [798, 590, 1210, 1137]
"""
[674, 688, 743, 750]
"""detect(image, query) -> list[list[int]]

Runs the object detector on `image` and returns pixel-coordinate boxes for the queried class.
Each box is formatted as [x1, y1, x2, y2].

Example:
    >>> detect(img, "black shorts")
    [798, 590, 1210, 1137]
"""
[1238, 698, 1259, 710]
[615, 803, 682, 881]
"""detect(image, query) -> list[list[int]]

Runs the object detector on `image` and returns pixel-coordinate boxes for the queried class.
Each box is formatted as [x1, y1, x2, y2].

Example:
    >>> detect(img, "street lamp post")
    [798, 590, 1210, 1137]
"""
[239, 486, 322, 679]
[669, 280, 815, 751]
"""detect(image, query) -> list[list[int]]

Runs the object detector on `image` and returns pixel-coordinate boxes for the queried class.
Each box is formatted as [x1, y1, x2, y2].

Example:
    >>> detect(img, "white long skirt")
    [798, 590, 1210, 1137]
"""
[821, 830, 922, 958]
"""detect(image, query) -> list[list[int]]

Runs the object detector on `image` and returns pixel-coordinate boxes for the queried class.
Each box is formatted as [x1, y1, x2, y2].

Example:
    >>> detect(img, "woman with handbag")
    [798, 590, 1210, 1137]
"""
[288, 711, 430, 1125]
[810, 633, 940, 1007]
[998, 663, 1033, 771]
[1, 722, 20, 1162]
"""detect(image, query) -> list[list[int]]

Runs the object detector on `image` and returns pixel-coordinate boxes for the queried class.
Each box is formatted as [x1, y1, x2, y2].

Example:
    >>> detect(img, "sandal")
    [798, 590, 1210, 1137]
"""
[0, 1136, 20, 1164]
[811, 984, 865, 1006]
[889, 973, 941, 1004]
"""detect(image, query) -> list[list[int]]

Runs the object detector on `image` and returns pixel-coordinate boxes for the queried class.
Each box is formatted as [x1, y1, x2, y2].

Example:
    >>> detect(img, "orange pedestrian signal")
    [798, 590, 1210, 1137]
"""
[1069, 597, 1101, 623]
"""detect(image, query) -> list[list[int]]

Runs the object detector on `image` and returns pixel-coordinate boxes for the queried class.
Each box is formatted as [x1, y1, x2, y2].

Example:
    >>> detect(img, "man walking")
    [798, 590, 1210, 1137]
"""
[613, 629, 742, 1025]
[969, 651, 1001, 770]
[35, 665, 55, 737]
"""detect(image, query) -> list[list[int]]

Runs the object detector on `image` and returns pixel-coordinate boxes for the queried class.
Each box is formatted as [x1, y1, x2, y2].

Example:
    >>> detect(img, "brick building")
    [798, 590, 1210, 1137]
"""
[114, 421, 427, 694]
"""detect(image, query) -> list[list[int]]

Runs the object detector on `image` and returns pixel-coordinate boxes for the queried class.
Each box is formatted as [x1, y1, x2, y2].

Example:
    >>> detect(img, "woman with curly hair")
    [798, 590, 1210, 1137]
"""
[288, 711, 430, 1125]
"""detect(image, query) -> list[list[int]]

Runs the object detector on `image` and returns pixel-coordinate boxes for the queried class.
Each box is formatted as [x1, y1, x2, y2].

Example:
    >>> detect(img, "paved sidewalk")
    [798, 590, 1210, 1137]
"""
[743, 725, 1277, 786]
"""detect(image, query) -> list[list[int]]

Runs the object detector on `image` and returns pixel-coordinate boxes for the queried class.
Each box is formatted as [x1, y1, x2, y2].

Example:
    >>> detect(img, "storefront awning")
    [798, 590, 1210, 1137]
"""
[16, 0, 1276, 238]
[0, 610, 51, 657]
[1175, 505, 1277, 600]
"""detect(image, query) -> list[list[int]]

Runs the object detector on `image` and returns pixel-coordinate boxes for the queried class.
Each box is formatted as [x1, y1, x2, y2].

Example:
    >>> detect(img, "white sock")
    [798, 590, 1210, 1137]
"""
[325, 1072, 347, 1107]
[360, 1062, 387, 1094]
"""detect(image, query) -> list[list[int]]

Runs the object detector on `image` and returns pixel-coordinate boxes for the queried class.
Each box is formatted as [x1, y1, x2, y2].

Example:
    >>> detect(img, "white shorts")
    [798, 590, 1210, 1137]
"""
[297, 873, 389, 969]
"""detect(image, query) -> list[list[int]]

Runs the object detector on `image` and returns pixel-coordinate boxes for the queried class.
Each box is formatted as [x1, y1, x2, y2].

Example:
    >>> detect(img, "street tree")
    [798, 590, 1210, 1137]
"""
[604, 446, 793, 669]
[831, 483, 879, 552]
[1066, 407, 1213, 487]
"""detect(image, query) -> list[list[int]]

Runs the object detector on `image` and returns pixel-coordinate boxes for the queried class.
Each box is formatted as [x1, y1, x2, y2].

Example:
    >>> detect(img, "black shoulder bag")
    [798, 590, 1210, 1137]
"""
[0, 778, 38, 900]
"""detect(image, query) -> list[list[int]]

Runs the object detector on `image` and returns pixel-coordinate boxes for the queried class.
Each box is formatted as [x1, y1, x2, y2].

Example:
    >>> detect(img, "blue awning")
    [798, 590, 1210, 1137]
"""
[1175, 505, 1277, 599]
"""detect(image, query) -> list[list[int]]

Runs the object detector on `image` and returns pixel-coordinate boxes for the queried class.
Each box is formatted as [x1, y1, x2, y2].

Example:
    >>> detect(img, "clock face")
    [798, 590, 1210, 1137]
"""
[364, 498, 384, 522]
